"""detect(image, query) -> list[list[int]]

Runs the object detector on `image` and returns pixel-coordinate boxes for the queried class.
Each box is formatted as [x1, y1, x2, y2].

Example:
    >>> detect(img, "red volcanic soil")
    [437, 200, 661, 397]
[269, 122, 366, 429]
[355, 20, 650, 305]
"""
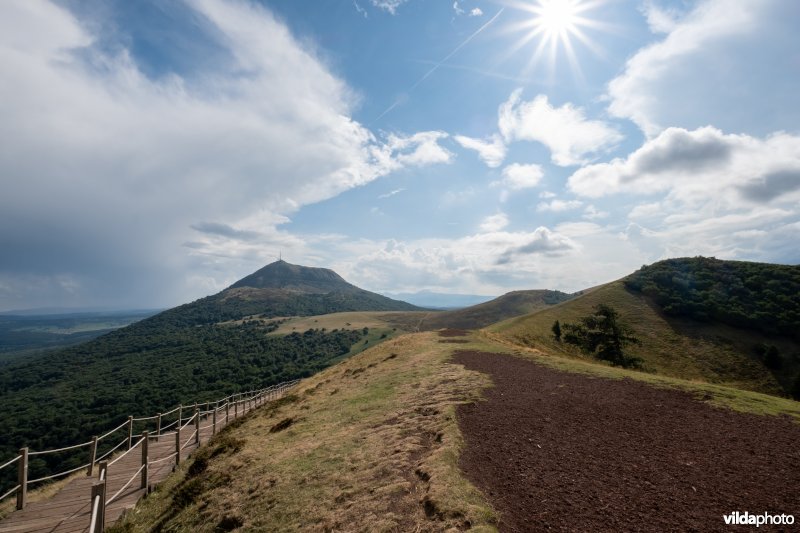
[454, 351, 800, 532]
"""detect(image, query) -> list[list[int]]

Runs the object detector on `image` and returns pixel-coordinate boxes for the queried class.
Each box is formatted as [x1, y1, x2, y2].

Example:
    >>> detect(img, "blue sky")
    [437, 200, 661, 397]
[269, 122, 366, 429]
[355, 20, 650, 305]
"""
[0, 0, 798, 310]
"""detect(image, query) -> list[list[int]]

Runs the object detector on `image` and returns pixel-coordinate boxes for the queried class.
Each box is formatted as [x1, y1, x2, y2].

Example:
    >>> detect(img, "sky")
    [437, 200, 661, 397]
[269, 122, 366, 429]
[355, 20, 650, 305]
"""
[0, 0, 798, 311]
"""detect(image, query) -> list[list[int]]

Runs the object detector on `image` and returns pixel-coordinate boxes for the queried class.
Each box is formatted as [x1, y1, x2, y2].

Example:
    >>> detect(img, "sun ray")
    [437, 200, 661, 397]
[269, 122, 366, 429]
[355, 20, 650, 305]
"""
[503, 0, 607, 80]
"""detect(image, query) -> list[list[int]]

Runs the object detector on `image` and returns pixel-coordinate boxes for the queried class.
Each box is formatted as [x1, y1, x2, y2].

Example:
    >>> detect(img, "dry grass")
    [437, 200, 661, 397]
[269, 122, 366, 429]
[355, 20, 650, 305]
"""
[110, 332, 499, 532]
[489, 281, 795, 397]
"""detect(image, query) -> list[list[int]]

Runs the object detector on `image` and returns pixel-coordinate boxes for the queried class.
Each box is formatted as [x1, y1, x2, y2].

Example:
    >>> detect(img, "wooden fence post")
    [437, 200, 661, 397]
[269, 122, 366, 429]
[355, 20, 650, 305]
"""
[127, 416, 134, 450]
[156, 413, 162, 441]
[194, 408, 200, 445]
[175, 430, 181, 466]
[234, 399, 238, 419]
[141, 431, 149, 490]
[16, 447, 27, 510]
[90, 480, 106, 532]
[99, 460, 108, 481]
[212, 408, 217, 435]
[87, 435, 98, 476]
[178, 404, 183, 428]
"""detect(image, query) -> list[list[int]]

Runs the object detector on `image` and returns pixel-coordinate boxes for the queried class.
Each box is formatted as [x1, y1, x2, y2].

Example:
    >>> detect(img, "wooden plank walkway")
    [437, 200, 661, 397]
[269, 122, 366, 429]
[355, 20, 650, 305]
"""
[0, 389, 287, 532]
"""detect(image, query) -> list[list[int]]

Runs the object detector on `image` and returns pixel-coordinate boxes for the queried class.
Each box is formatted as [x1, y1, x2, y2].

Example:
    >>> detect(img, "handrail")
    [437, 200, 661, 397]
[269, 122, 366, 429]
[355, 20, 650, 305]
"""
[88, 492, 101, 533]
[29, 439, 93, 456]
[99, 419, 131, 441]
[28, 461, 91, 484]
[106, 464, 145, 506]
[107, 437, 143, 467]
[95, 437, 128, 463]
[1, 377, 302, 511]
[180, 431, 197, 451]
[148, 451, 178, 465]
[131, 414, 160, 422]
[0, 454, 19, 472]
[0, 484, 20, 502]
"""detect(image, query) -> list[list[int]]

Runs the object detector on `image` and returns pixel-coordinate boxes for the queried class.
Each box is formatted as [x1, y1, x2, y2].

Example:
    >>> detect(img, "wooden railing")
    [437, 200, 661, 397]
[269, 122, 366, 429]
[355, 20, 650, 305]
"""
[0, 379, 299, 515]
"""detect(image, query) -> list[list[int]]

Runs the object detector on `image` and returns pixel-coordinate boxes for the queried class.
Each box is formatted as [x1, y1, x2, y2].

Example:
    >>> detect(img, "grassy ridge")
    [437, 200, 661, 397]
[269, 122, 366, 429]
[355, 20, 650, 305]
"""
[490, 281, 799, 397]
[417, 290, 573, 331]
[110, 330, 800, 532]
[110, 332, 498, 532]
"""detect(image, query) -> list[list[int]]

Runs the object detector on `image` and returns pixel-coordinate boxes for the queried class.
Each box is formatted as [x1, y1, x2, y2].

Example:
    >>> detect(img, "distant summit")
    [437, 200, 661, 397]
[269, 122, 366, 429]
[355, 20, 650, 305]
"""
[229, 260, 356, 294]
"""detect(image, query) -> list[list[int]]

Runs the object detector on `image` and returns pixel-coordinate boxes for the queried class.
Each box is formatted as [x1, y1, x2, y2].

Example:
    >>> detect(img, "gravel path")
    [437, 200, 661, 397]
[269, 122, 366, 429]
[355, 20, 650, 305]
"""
[454, 350, 800, 532]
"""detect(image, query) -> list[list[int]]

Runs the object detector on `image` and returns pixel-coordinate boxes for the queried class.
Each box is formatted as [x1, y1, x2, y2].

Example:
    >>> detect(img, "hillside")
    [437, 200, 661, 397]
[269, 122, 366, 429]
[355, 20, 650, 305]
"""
[0, 261, 420, 476]
[108, 330, 800, 532]
[417, 289, 574, 330]
[491, 258, 800, 399]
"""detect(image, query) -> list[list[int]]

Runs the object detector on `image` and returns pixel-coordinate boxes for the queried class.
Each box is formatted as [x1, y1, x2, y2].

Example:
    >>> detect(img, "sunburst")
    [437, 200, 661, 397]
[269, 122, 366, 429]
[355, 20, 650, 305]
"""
[503, 0, 606, 78]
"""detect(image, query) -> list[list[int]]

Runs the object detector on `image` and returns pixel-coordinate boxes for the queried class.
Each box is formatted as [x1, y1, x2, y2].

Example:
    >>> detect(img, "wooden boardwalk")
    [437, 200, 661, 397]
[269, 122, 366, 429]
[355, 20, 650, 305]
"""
[0, 386, 293, 532]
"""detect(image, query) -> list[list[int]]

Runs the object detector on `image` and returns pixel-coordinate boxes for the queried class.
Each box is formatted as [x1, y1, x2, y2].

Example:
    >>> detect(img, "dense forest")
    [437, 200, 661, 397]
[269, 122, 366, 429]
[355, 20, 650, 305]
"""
[0, 260, 419, 491]
[624, 257, 800, 340]
[0, 322, 365, 487]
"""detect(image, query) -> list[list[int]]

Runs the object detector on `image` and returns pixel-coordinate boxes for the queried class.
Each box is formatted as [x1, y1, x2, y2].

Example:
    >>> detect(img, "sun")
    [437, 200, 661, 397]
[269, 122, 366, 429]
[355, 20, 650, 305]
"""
[536, 0, 581, 39]
[503, 0, 604, 77]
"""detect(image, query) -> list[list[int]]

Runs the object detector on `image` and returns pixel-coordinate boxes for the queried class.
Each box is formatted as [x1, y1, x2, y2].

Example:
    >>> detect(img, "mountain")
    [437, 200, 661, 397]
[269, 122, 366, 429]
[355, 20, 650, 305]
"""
[163, 260, 420, 325]
[0, 261, 420, 472]
[383, 291, 497, 309]
[490, 257, 800, 399]
[418, 289, 574, 330]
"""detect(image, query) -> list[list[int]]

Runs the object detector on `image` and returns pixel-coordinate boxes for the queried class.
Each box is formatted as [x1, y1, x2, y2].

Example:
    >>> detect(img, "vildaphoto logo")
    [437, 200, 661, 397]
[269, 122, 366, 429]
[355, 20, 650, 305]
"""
[723, 511, 795, 527]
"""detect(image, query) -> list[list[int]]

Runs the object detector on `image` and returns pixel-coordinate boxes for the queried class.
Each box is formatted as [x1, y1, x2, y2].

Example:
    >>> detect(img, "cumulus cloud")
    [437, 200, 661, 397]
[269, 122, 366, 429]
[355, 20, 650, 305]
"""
[0, 0, 451, 309]
[479, 213, 509, 232]
[609, 0, 800, 136]
[498, 90, 622, 166]
[537, 199, 583, 213]
[454, 134, 506, 167]
[568, 126, 800, 265]
[384, 131, 454, 167]
[496, 227, 576, 264]
[567, 126, 800, 204]
[496, 163, 544, 190]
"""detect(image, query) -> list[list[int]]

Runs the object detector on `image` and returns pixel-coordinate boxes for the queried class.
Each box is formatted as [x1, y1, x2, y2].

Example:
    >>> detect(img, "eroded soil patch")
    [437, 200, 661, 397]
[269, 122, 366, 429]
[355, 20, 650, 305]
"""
[454, 350, 800, 532]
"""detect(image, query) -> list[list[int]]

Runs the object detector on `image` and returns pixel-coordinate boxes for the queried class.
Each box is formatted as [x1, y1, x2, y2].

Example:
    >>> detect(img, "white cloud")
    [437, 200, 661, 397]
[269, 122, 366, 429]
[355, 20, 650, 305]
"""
[566, 126, 800, 265]
[583, 205, 609, 220]
[454, 134, 506, 167]
[453, 1, 464, 15]
[370, 0, 407, 14]
[498, 90, 622, 166]
[567, 126, 800, 205]
[0, 0, 450, 309]
[640, 1, 682, 33]
[378, 188, 405, 199]
[537, 199, 583, 212]
[384, 131, 454, 167]
[479, 213, 509, 232]
[609, 0, 800, 136]
[470, 8, 483, 16]
[353, 1, 368, 18]
[495, 163, 544, 190]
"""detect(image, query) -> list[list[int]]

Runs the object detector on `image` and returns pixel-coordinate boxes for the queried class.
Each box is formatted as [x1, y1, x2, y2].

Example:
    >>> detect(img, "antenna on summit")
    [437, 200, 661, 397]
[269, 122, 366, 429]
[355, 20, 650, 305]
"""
[279, 250, 282, 261]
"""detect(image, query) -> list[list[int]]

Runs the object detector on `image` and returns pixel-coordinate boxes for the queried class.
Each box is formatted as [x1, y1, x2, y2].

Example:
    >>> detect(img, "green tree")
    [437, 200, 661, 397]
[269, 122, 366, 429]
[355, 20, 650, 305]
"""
[551, 320, 562, 342]
[562, 304, 641, 368]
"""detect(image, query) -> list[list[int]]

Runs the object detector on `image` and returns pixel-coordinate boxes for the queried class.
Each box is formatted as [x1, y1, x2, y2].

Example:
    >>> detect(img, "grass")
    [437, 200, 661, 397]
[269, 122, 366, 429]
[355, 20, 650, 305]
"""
[23, 328, 799, 531]
[489, 281, 798, 397]
[109, 332, 501, 532]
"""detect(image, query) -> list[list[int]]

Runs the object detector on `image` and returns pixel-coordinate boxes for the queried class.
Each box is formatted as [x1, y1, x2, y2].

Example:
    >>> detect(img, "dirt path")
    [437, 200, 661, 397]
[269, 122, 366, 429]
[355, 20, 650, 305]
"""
[454, 351, 800, 532]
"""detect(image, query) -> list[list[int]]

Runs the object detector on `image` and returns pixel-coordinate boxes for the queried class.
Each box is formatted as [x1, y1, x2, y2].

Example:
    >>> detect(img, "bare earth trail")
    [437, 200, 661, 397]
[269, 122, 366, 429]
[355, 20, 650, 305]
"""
[454, 350, 800, 532]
